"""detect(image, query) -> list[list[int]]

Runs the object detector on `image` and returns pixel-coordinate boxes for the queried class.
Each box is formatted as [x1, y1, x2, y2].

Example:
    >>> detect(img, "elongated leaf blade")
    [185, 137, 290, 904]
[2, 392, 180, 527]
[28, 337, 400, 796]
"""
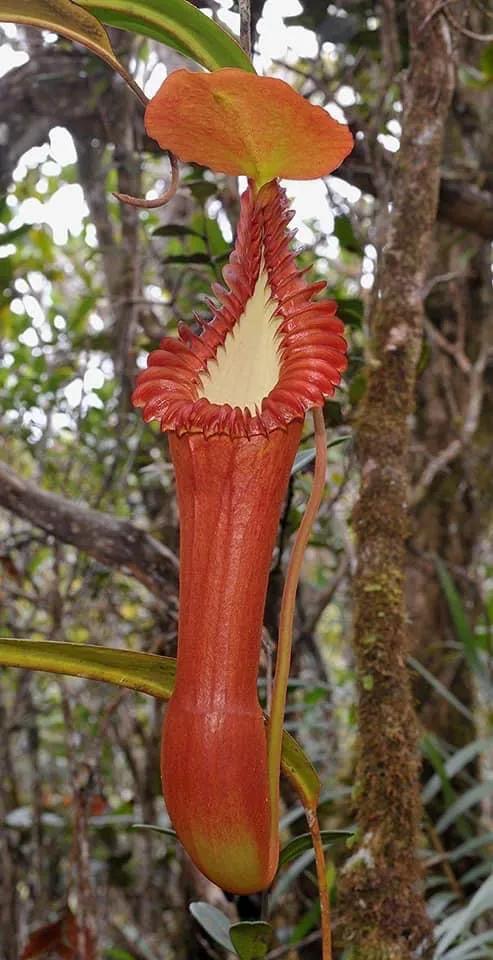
[435, 781, 493, 835]
[0, 637, 176, 699]
[77, 0, 253, 71]
[408, 655, 474, 722]
[131, 824, 177, 839]
[0, 0, 122, 76]
[0, 638, 319, 805]
[279, 829, 353, 867]
[435, 557, 481, 674]
[278, 725, 321, 808]
[422, 736, 493, 805]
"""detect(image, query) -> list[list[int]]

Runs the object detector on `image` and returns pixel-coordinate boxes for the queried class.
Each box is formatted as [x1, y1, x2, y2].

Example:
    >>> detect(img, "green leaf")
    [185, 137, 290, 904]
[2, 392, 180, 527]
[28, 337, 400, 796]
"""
[77, 0, 253, 72]
[335, 297, 364, 327]
[163, 253, 211, 265]
[0, 637, 176, 700]
[189, 902, 234, 953]
[421, 734, 457, 809]
[229, 922, 273, 960]
[480, 43, 493, 80]
[448, 830, 493, 863]
[0, 0, 136, 92]
[269, 847, 316, 910]
[291, 436, 351, 476]
[184, 180, 218, 202]
[435, 874, 493, 956]
[0, 224, 32, 245]
[435, 781, 493, 835]
[422, 736, 493, 805]
[0, 638, 320, 807]
[408, 655, 474, 722]
[131, 824, 177, 839]
[106, 950, 137, 960]
[435, 557, 481, 674]
[289, 900, 320, 944]
[279, 829, 353, 867]
[440, 930, 493, 960]
[333, 214, 362, 254]
[279, 726, 320, 809]
[152, 224, 204, 239]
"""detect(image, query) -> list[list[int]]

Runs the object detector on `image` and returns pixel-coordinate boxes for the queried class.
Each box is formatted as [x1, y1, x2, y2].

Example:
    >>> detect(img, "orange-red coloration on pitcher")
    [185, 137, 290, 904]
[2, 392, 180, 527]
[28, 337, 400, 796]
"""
[145, 68, 354, 186]
[132, 181, 347, 892]
[164, 426, 300, 892]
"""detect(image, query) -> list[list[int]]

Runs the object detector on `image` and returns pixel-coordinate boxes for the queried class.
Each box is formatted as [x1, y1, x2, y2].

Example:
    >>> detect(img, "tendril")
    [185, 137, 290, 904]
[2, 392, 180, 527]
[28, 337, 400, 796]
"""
[114, 152, 180, 208]
[268, 405, 332, 959]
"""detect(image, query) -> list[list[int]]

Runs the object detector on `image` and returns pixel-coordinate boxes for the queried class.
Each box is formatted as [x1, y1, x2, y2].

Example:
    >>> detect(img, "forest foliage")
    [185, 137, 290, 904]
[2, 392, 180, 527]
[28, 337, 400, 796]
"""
[1, 1, 493, 959]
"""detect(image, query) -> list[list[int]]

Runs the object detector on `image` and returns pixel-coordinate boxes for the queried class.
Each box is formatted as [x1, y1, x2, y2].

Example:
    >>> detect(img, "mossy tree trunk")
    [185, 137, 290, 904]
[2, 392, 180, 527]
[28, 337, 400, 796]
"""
[337, 4, 458, 958]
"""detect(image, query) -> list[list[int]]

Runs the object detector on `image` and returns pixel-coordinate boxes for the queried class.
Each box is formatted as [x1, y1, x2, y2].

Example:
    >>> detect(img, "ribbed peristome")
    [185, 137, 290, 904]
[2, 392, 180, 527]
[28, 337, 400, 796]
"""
[132, 179, 347, 435]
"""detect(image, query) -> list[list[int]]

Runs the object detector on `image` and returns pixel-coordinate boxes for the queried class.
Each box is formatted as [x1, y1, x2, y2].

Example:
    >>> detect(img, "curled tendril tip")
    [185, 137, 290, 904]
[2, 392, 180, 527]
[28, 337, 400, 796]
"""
[113, 152, 180, 209]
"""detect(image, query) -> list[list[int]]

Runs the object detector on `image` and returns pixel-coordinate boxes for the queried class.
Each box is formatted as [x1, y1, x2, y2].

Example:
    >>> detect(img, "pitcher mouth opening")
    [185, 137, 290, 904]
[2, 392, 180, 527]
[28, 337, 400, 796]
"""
[132, 179, 347, 439]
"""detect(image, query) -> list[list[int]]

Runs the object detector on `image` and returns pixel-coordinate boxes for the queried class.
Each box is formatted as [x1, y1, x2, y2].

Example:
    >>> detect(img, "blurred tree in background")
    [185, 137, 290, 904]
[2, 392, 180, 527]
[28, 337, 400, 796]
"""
[1, 2, 493, 959]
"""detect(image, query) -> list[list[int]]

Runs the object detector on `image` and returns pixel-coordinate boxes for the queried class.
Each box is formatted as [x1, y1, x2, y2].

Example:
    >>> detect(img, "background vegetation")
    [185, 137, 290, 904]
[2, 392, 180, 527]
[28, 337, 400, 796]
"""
[0, 1, 492, 958]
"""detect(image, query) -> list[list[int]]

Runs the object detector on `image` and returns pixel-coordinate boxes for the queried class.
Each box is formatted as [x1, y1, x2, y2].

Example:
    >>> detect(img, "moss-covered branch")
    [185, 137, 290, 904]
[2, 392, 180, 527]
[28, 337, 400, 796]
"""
[337, 4, 458, 958]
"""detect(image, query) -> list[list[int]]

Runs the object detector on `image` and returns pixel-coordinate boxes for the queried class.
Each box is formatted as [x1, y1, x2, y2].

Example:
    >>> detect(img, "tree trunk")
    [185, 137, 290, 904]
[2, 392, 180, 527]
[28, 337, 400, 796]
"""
[337, 4, 457, 957]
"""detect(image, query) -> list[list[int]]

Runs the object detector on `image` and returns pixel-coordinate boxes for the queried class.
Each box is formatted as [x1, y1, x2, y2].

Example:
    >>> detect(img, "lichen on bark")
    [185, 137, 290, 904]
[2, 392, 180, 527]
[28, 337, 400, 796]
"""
[336, 3, 458, 958]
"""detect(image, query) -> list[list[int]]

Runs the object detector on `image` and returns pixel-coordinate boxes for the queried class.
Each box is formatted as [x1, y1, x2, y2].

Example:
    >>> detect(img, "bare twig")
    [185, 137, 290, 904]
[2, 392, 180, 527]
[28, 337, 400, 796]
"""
[0, 460, 178, 601]
[445, 6, 493, 40]
[239, 0, 252, 58]
[302, 555, 350, 638]
[411, 330, 492, 505]
[424, 318, 472, 373]
[471, 0, 493, 19]
[420, 0, 459, 31]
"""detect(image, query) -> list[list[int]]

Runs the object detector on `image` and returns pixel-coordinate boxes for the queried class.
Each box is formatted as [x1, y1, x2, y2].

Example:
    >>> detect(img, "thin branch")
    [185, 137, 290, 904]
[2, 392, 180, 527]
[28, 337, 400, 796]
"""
[471, 0, 493, 19]
[302, 555, 350, 637]
[445, 6, 493, 40]
[0, 461, 178, 600]
[419, 0, 460, 32]
[424, 317, 472, 374]
[239, 0, 252, 58]
[411, 333, 492, 506]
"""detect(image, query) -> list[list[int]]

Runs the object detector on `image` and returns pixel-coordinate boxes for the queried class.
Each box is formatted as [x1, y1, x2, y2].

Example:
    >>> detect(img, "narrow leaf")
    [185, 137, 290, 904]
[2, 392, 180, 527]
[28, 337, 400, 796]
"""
[408, 655, 474, 722]
[269, 848, 317, 910]
[0, 637, 176, 699]
[131, 824, 177, 839]
[0, 638, 320, 806]
[77, 0, 253, 71]
[435, 873, 493, 956]
[0, 0, 136, 92]
[435, 557, 481, 673]
[0, 224, 33, 245]
[441, 930, 493, 960]
[152, 224, 204, 239]
[422, 737, 493, 805]
[435, 781, 493, 835]
[290, 436, 350, 476]
[279, 829, 353, 867]
[279, 725, 321, 809]
[163, 253, 211, 265]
